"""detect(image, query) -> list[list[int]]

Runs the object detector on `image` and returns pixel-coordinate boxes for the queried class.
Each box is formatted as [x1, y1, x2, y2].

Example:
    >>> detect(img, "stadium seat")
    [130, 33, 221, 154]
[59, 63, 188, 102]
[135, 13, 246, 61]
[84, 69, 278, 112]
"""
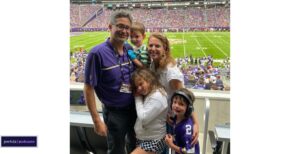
[208, 130, 230, 154]
[209, 130, 217, 151]
[70, 126, 90, 154]
[84, 127, 108, 154]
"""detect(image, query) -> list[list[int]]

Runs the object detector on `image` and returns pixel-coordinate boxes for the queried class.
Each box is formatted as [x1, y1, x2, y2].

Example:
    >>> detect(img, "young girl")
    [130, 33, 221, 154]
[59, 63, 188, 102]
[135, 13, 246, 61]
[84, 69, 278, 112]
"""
[165, 88, 200, 154]
[130, 68, 168, 154]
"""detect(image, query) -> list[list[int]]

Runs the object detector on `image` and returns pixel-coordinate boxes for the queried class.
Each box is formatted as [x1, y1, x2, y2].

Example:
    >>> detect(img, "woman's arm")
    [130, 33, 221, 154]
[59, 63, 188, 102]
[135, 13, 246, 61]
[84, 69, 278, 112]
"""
[191, 111, 199, 145]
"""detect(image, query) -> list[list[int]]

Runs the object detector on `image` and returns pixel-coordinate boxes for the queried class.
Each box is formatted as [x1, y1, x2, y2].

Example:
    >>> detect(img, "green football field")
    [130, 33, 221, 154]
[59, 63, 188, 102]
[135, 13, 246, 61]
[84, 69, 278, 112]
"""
[70, 31, 230, 59]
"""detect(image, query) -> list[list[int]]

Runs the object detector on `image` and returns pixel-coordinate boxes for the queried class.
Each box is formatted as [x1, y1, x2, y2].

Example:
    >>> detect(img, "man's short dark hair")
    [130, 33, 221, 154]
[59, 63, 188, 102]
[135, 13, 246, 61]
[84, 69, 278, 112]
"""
[109, 11, 133, 25]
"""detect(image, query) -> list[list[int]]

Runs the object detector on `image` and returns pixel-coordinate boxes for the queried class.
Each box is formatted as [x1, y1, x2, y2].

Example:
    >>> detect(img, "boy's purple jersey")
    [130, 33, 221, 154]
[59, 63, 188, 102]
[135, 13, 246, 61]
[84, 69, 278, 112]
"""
[174, 117, 200, 154]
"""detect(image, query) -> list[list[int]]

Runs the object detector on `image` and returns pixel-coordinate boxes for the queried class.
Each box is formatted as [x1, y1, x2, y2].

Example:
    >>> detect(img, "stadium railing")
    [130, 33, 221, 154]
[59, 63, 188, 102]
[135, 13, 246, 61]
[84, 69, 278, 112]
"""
[70, 83, 230, 154]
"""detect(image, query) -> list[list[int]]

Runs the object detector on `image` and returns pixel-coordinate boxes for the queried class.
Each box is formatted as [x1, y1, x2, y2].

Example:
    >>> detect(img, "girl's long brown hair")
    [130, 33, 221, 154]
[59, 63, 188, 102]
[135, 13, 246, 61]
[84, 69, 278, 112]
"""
[131, 68, 166, 96]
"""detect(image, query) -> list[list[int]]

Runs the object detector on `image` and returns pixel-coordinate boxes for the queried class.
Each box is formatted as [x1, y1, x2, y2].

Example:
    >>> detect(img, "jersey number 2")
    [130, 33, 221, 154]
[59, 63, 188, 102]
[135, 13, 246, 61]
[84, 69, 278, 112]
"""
[185, 125, 192, 135]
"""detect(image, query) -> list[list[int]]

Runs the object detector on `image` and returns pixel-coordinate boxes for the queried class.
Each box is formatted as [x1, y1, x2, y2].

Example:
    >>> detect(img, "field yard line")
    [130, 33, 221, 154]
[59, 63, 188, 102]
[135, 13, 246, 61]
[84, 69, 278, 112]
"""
[222, 33, 230, 39]
[201, 33, 228, 57]
[182, 32, 186, 57]
[73, 32, 109, 45]
[218, 36, 230, 46]
[193, 33, 207, 57]
[84, 38, 103, 46]
[219, 33, 230, 43]
[72, 34, 99, 42]
[72, 32, 109, 43]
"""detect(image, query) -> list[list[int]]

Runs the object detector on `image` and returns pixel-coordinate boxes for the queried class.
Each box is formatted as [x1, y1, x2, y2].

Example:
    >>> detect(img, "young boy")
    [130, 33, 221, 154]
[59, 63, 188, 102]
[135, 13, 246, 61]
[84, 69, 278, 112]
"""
[127, 22, 150, 68]
[165, 88, 200, 154]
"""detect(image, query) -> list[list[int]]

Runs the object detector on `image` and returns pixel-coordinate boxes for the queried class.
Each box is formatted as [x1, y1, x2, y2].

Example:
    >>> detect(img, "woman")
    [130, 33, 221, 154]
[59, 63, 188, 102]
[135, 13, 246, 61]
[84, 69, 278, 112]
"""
[147, 32, 199, 145]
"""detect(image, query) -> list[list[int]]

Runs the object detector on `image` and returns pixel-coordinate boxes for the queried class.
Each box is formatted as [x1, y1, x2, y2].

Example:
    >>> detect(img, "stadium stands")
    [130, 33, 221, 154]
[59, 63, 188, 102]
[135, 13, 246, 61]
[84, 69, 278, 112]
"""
[70, 4, 230, 31]
[69, 3, 231, 90]
[70, 50, 231, 90]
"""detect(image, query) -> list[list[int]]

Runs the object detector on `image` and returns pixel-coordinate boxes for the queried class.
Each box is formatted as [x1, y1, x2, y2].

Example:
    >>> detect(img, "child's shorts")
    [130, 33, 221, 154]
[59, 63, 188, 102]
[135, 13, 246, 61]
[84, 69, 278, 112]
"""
[136, 138, 166, 154]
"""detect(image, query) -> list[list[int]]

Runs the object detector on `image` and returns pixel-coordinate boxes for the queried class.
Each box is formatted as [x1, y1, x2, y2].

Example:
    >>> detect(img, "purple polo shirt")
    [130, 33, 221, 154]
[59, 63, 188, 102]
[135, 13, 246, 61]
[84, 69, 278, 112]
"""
[174, 117, 200, 154]
[84, 38, 135, 107]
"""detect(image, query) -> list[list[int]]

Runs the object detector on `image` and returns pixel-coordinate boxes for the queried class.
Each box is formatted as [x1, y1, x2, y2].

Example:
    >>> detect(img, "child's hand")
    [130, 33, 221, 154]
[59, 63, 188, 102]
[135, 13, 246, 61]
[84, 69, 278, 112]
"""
[167, 112, 176, 125]
[128, 50, 137, 60]
[164, 134, 173, 146]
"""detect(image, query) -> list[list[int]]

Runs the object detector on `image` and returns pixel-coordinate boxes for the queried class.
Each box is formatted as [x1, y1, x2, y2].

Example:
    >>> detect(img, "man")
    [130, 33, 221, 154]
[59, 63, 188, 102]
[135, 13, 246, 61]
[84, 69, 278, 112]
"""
[84, 11, 136, 154]
[215, 75, 224, 90]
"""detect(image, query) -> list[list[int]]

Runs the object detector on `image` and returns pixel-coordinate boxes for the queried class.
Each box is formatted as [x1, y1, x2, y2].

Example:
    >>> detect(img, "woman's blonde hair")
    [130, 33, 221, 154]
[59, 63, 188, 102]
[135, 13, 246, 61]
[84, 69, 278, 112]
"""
[148, 32, 176, 69]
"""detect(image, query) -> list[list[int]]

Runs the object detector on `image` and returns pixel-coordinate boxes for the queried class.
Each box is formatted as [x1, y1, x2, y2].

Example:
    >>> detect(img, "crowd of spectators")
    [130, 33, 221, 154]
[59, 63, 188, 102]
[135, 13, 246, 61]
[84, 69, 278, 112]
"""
[176, 56, 230, 91]
[70, 4, 102, 28]
[70, 5, 231, 90]
[70, 48, 231, 91]
[70, 4, 230, 30]
[70, 48, 88, 83]
[177, 56, 230, 91]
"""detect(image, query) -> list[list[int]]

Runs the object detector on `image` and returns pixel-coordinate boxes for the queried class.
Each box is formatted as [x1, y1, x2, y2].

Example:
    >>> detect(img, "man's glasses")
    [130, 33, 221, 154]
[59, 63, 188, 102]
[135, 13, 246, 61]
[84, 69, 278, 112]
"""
[115, 24, 130, 31]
